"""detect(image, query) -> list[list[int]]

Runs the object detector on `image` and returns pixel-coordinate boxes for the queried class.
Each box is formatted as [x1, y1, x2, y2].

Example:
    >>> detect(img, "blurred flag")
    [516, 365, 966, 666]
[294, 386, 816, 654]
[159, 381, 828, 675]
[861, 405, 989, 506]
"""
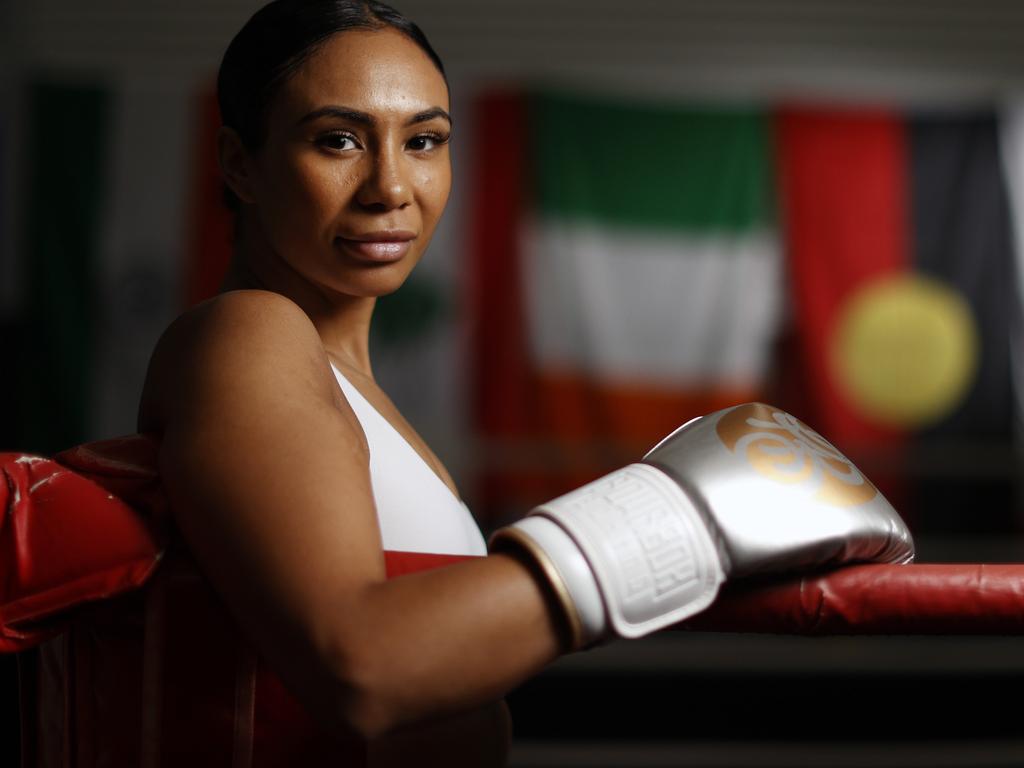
[471, 92, 1020, 532]
[771, 108, 1017, 531]
[997, 103, 1024, 441]
[470, 91, 783, 521]
[16, 78, 201, 451]
[90, 82, 190, 441]
[17, 82, 110, 453]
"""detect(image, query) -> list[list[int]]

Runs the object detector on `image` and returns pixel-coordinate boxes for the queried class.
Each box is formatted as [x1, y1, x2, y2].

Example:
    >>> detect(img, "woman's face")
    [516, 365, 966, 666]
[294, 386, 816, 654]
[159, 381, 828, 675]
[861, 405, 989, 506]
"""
[245, 27, 452, 299]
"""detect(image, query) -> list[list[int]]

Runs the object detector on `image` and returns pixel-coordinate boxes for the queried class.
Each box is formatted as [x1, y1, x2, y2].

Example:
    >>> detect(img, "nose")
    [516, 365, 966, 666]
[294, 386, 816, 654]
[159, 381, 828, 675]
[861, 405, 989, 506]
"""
[356, 146, 412, 211]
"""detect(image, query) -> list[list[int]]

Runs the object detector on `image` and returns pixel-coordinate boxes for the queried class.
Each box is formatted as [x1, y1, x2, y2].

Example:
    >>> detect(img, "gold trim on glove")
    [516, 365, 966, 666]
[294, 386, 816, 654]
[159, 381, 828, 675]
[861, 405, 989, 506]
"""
[490, 527, 586, 652]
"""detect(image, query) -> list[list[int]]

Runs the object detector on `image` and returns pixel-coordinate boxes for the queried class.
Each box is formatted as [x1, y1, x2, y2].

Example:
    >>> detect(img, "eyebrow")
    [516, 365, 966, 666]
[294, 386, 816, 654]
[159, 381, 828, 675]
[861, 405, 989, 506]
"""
[297, 105, 452, 128]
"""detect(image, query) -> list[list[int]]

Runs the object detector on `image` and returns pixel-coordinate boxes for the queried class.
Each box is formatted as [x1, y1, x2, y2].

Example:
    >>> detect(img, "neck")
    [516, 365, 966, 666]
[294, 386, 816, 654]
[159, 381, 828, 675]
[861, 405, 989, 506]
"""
[221, 212, 377, 378]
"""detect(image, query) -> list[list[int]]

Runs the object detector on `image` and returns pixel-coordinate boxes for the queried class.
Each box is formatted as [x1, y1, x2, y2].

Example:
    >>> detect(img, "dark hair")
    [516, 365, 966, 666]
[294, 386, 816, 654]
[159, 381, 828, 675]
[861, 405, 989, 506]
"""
[217, 0, 446, 210]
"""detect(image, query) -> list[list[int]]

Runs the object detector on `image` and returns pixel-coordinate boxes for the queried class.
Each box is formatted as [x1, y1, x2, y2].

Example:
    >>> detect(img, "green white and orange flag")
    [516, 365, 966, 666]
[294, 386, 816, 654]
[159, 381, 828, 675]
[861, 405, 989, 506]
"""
[470, 91, 783, 521]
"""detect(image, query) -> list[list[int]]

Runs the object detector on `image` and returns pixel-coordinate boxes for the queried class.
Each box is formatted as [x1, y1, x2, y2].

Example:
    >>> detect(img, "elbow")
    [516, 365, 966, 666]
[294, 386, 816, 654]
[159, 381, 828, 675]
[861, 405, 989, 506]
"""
[339, 688, 398, 742]
[326, 638, 404, 740]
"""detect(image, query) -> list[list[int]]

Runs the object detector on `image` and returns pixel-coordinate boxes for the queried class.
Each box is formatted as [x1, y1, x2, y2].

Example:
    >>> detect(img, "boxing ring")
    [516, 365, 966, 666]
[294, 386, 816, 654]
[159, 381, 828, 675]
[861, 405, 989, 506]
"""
[2, 436, 1023, 765]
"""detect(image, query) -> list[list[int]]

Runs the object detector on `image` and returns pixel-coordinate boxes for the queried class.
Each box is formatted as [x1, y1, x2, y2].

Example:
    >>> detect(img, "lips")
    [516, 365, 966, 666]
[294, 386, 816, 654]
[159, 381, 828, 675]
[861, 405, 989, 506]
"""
[335, 231, 416, 264]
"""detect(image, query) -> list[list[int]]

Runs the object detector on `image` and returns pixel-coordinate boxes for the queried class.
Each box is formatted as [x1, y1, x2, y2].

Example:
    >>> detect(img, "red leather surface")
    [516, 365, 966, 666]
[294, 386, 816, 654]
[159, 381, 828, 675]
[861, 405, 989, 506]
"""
[681, 563, 1024, 635]
[0, 441, 164, 652]
[54, 434, 165, 513]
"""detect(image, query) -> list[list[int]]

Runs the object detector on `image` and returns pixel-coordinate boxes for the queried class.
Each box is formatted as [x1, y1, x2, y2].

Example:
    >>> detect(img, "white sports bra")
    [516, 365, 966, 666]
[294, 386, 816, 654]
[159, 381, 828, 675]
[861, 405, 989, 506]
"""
[331, 365, 487, 556]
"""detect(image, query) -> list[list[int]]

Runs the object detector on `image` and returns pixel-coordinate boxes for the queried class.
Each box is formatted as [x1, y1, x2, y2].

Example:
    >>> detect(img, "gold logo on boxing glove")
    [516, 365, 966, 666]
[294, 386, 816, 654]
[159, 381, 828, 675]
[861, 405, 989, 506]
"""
[716, 403, 878, 507]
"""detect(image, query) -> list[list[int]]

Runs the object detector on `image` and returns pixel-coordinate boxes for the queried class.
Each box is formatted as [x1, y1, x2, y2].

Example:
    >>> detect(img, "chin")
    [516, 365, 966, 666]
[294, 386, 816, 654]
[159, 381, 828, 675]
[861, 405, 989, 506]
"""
[327, 268, 413, 300]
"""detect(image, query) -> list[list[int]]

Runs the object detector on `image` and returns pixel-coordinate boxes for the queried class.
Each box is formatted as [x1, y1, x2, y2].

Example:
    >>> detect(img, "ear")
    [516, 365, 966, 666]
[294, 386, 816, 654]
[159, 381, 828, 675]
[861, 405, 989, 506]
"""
[217, 126, 258, 205]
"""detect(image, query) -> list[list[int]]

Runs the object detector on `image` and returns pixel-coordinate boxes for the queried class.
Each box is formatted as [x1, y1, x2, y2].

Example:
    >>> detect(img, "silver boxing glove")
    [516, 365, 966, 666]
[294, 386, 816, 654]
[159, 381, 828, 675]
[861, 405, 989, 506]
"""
[490, 403, 914, 650]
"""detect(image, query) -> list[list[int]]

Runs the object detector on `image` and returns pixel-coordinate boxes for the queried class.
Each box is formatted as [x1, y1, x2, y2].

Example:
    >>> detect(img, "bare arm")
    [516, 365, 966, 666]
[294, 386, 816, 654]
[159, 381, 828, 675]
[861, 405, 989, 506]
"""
[142, 291, 564, 739]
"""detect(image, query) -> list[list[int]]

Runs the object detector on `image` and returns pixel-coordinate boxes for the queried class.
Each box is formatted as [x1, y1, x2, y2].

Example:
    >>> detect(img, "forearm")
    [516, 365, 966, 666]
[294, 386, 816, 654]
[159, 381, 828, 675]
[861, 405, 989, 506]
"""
[323, 551, 565, 737]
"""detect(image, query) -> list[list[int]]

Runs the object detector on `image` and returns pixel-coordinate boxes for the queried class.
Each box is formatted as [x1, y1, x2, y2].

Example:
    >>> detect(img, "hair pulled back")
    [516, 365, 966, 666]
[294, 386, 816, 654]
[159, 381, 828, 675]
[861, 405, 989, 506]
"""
[217, 0, 445, 209]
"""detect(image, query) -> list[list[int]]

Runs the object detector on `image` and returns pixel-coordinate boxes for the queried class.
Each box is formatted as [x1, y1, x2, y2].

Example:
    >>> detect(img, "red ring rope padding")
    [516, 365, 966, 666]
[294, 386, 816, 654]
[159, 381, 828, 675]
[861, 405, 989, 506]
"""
[678, 563, 1024, 635]
[2, 435, 1024, 651]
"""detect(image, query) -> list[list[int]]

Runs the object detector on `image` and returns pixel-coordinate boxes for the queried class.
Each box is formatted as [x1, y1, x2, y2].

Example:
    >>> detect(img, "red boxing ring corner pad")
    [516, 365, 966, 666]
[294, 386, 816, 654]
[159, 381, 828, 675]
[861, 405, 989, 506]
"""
[0, 440, 165, 652]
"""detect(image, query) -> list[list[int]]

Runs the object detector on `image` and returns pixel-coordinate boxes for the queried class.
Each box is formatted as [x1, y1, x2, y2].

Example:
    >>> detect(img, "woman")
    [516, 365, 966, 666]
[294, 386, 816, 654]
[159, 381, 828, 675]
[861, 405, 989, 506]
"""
[138, 0, 564, 763]
[131, 1, 912, 763]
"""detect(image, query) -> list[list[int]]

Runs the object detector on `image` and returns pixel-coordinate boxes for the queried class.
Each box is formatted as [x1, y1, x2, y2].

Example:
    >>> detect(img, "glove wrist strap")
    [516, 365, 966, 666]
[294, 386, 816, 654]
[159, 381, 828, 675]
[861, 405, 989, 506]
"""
[533, 463, 726, 638]
[491, 517, 607, 650]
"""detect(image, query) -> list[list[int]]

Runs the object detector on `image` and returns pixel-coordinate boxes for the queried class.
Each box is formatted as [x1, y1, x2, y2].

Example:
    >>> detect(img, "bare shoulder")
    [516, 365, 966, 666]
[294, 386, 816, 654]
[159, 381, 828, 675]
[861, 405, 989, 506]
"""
[156, 288, 320, 361]
[138, 289, 383, 672]
[140, 289, 344, 432]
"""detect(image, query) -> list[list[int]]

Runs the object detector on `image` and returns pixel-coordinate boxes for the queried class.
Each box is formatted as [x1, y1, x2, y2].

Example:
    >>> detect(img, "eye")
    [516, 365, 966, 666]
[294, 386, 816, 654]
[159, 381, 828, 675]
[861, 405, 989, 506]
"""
[407, 132, 450, 152]
[317, 132, 360, 152]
